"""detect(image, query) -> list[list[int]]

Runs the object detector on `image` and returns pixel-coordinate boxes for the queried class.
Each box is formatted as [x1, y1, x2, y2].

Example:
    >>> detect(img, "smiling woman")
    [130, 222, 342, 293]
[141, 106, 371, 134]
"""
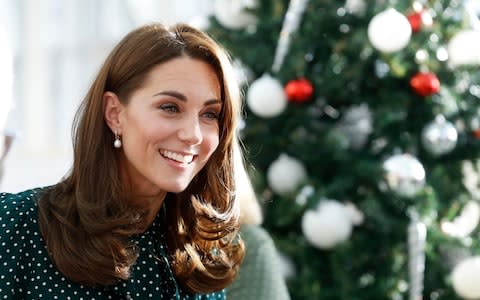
[0, 23, 244, 299]
[103, 57, 222, 198]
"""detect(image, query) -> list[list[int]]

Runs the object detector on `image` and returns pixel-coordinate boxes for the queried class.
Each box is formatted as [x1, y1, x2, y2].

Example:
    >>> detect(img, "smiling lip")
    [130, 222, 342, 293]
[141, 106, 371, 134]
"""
[159, 149, 196, 164]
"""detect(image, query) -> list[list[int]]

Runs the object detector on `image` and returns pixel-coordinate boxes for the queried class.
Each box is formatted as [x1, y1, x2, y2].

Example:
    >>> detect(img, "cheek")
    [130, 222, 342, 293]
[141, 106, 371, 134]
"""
[203, 133, 220, 158]
[129, 121, 169, 146]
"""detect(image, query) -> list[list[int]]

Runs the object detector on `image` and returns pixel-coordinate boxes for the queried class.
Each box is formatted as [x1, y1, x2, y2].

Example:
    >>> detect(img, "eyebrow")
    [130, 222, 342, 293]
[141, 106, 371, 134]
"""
[153, 90, 221, 106]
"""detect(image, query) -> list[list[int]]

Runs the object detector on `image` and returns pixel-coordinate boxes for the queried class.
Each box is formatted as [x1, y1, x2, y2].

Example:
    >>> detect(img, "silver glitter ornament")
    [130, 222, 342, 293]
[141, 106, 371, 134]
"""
[421, 115, 458, 156]
[383, 153, 426, 197]
[336, 104, 373, 150]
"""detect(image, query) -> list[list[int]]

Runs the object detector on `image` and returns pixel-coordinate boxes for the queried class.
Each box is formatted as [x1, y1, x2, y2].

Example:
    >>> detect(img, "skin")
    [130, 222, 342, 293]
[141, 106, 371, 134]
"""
[104, 56, 222, 227]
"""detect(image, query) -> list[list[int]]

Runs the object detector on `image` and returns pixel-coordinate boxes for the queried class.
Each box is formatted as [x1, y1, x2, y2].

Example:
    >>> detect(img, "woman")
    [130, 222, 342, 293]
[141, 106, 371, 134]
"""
[0, 23, 244, 299]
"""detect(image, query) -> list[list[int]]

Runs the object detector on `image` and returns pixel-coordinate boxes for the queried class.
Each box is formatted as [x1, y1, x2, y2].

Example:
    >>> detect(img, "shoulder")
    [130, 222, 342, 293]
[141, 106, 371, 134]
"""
[0, 188, 49, 296]
[0, 187, 48, 230]
[0, 187, 47, 211]
[238, 224, 279, 265]
[228, 225, 291, 300]
[240, 224, 274, 248]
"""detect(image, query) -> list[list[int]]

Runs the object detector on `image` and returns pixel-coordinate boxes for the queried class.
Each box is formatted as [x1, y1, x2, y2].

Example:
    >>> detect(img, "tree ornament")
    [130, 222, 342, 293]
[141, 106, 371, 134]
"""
[367, 8, 412, 53]
[335, 104, 373, 150]
[414, 49, 429, 64]
[271, 0, 309, 73]
[301, 199, 357, 249]
[213, 0, 257, 30]
[267, 153, 307, 195]
[247, 74, 287, 118]
[421, 115, 458, 156]
[441, 201, 480, 238]
[447, 30, 480, 67]
[471, 115, 480, 138]
[408, 210, 426, 300]
[344, 202, 365, 225]
[452, 256, 480, 299]
[407, 12, 422, 33]
[374, 59, 390, 78]
[285, 78, 314, 103]
[383, 153, 426, 197]
[407, 10, 433, 33]
[409, 71, 440, 97]
[345, 0, 366, 16]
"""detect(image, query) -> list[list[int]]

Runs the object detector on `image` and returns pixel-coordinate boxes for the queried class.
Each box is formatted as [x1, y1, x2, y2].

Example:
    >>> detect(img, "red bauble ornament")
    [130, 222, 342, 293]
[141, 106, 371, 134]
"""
[407, 10, 433, 33]
[407, 12, 423, 33]
[473, 129, 480, 139]
[410, 72, 440, 97]
[285, 78, 314, 102]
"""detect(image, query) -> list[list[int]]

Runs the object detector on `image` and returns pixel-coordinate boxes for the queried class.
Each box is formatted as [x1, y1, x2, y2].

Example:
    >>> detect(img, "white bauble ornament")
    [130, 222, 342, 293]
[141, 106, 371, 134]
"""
[447, 30, 480, 67]
[344, 202, 365, 225]
[302, 200, 353, 249]
[267, 153, 307, 195]
[383, 153, 425, 197]
[415, 49, 429, 64]
[421, 115, 458, 156]
[452, 256, 480, 299]
[247, 74, 287, 118]
[214, 0, 258, 30]
[345, 0, 366, 16]
[368, 8, 412, 53]
[442, 201, 480, 238]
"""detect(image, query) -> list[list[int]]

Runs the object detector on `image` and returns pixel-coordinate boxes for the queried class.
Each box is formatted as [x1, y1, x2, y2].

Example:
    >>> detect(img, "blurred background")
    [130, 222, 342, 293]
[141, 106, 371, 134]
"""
[3, 0, 480, 299]
[205, 0, 480, 299]
[0, 0, 214, 192]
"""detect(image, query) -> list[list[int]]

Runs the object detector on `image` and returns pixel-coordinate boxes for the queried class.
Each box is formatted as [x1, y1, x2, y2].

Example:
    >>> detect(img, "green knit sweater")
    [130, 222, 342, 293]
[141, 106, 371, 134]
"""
[228, 224, 291, 300]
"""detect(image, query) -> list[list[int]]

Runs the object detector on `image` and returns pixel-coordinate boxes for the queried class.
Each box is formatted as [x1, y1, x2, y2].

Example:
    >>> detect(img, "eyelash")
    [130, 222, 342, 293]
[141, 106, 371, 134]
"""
[159, 103, 179, 113]
[159, 103, 219, 120]
[203, 111, 219, 120]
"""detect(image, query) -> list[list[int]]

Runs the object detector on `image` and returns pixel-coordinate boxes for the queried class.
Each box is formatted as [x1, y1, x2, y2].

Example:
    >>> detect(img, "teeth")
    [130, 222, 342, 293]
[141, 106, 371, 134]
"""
[161, 150, 194, 163]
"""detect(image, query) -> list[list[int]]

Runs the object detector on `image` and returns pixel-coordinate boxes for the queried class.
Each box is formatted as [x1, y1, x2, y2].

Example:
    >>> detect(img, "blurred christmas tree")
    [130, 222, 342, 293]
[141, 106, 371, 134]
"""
[207, 0, 480, 299]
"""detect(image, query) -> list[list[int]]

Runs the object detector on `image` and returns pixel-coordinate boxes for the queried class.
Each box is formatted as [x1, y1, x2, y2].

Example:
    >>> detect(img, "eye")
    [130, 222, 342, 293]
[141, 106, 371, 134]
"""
[159, 103, 179, 113]
[202, 110, 219, 120]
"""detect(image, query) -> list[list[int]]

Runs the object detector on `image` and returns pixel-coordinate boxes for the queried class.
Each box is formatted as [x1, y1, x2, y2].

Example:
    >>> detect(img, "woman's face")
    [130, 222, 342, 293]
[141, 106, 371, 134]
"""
[113, 56, 222, 196]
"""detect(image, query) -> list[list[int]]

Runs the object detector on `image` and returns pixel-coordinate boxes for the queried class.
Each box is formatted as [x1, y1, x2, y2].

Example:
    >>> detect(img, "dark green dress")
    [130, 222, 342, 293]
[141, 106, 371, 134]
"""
[0, 188, 225, 300]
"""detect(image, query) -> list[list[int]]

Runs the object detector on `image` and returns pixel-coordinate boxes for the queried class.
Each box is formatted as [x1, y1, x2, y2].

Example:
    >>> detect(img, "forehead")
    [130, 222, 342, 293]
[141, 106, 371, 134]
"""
[145, 57, 221, 92]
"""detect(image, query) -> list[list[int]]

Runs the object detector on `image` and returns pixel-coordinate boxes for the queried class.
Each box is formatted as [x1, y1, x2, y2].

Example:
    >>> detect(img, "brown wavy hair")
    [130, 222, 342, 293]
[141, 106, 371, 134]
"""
[38, 23, 244, 293]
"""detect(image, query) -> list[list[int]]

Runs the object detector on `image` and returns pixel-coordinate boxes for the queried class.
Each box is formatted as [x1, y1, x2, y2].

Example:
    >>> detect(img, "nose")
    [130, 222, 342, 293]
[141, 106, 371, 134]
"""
[177, 115, 202, 145]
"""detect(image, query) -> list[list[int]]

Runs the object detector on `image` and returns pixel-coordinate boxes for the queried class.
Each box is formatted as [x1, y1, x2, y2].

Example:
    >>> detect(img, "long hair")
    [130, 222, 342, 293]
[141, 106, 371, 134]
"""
[38, 23, 244, 293]
[234, 140, 263, 226]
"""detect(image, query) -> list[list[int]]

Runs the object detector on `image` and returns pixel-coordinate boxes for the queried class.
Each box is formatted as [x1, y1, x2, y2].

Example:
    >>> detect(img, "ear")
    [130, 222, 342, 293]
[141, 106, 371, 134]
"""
[103, 91, 124, 133]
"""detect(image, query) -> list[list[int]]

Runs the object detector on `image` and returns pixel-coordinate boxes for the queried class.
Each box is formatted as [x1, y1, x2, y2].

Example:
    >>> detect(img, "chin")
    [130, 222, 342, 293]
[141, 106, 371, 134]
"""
[162, 182, 190, 194]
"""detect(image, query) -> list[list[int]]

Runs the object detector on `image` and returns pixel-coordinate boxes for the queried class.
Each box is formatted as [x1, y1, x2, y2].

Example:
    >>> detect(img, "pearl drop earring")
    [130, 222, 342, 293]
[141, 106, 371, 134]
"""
[114, 131, 122, 148]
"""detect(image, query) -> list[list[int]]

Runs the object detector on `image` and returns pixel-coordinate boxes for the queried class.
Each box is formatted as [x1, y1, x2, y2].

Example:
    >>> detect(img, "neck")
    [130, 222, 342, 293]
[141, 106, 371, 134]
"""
[131, 191, 167, 233]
